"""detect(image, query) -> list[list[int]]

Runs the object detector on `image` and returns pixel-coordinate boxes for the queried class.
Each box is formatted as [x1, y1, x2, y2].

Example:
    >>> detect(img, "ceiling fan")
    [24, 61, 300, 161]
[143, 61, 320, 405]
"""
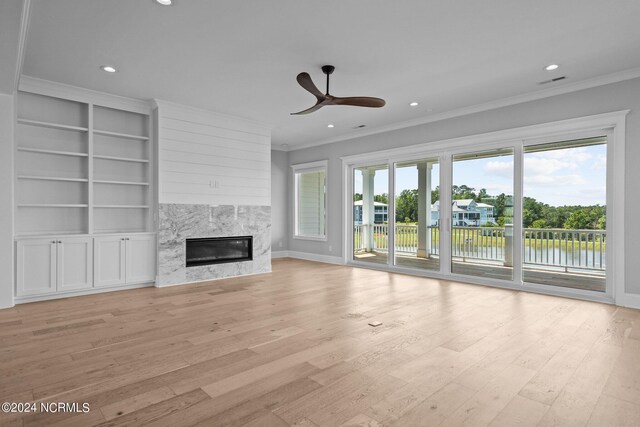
[291, 65, 386, 115]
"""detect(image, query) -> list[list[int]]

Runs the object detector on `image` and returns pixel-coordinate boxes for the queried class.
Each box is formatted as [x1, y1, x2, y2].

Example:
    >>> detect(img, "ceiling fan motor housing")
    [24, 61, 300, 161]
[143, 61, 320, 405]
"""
[321, 65, 335, 75]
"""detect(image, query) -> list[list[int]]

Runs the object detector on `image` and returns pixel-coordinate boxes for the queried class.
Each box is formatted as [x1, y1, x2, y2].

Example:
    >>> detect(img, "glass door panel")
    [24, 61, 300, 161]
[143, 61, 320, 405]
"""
[451, 148, 514, 280]
[394, 159, 440, 271]
[522, 137, 607, 292]
[353, 165, 389, 265]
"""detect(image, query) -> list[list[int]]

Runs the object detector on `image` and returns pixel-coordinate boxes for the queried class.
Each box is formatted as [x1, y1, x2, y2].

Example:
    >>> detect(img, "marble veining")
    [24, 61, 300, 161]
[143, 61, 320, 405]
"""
[158, 204, 271, 286]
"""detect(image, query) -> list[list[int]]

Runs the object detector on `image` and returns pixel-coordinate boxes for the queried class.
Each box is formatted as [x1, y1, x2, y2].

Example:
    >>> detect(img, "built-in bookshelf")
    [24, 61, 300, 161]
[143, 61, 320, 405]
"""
[15, 92, 152, 236]
[92, 105, 151, 234]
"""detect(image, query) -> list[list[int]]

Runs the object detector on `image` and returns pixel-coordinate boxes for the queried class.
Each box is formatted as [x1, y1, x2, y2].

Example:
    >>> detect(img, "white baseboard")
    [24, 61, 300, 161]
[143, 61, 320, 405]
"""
[271, 251, 290, 259]
[620, 292, 640, 309]
[14, 282, 154, 304]
[0, 300, 14, 310]
[273, 250, 344, 265]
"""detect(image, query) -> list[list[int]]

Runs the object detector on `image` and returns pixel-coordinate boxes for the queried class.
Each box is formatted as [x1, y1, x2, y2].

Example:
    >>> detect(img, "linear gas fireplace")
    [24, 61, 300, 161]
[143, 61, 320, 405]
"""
[185, 236, 253, 267]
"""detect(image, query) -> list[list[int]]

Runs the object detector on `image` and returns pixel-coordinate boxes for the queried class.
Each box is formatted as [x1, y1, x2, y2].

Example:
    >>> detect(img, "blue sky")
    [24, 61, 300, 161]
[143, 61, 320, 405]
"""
[354, 144, 606, 207]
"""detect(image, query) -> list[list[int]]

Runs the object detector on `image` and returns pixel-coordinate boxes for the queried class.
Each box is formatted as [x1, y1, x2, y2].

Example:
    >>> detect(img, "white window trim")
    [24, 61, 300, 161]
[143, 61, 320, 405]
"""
[341, 110, 629, 307]
[292, 160, 328, 241]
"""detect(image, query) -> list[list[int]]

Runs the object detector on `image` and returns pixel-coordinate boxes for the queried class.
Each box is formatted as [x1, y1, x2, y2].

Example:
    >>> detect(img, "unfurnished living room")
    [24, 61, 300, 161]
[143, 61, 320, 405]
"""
[1, 1, 640, 426]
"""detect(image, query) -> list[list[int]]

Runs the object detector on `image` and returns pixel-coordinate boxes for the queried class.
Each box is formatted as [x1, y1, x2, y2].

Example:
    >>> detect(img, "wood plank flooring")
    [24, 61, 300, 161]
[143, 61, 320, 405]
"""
[0, 258, 638, 426]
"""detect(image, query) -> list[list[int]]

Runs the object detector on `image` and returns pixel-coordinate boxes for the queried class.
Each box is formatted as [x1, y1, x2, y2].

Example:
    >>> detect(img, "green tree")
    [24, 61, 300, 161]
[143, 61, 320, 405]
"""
[564, 210, 591, 230]
[531, 219, 547, 229]
[522, 197, 544, 227]
[493, 193, 507, 219]
[452, 185, 477, 200]
[431, 186, 439, 203]
[395, 189, 418, 223]
[353, 193, 362, 202]
[597, 215, 606, 230]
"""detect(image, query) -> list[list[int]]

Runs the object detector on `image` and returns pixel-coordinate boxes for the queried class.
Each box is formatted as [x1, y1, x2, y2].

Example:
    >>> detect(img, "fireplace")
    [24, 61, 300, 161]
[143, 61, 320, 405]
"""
[185, 236, 253, 267]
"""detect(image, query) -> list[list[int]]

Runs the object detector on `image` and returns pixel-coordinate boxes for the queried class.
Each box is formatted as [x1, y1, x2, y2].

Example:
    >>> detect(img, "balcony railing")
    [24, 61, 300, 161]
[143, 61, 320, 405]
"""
[353, 224, 606, 272]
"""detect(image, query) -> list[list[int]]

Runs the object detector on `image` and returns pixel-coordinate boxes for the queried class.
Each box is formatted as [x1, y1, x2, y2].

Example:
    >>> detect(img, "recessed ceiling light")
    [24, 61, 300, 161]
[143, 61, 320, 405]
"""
[409, 102, 419, 107]
[327, 124, 335, 128]
[100, 65, 117, 73]
[545, 64, 559, 71]
[155, 0, 173, 5]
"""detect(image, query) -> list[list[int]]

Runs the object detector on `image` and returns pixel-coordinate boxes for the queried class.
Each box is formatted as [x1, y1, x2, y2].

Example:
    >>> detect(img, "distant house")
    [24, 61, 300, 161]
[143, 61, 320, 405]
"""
[431, 199, 495, 226]
[354, 200, 388, 224]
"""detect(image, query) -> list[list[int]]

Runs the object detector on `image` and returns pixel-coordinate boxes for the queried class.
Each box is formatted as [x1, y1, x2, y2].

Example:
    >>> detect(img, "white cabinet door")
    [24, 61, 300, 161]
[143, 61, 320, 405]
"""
[126, 235, 156, 284]
[94, 236, 126, 287]
[57, 237, 93, 291]
[16, 239, 57, 296]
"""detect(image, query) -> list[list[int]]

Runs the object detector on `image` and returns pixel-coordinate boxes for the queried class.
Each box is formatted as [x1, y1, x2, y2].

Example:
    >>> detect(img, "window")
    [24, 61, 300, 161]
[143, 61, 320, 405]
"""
[292, 160, 328, 240]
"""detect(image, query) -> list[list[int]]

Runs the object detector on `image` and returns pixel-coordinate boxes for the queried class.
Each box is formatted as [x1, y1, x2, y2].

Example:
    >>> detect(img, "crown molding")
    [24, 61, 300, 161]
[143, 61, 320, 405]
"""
[19, 75, 152, 114]
[14, 0, 31, 93]
[285, 67, 640, 152]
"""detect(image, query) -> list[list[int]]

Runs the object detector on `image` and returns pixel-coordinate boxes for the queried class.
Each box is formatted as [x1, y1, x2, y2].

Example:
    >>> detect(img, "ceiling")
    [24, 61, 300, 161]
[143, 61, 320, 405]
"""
[21, 0, 640, 149]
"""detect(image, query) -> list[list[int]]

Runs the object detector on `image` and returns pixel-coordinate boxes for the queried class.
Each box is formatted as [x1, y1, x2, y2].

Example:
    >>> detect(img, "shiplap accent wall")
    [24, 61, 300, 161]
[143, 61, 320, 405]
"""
[154, 100, 271, 206]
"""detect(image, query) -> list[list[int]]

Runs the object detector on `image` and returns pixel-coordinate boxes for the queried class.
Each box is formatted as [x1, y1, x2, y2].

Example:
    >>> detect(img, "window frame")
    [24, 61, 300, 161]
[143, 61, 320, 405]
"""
[292, 160, 329, 241]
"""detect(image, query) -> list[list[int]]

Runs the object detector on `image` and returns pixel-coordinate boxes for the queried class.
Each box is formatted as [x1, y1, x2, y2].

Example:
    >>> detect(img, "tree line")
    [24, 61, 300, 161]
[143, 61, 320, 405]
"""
[355, 186, 606, 230]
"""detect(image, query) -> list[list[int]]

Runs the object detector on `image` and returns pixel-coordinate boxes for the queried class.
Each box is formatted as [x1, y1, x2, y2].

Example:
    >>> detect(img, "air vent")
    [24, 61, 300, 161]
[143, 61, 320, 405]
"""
[353, 124, 366, 129]
[537, 76, 567, 85]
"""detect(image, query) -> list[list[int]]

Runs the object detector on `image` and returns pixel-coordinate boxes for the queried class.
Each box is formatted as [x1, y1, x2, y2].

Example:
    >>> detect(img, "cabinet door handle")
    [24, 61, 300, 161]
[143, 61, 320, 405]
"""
[57, 241, 62, 244]
[126, 238, 130, 241]
[51, 240, 56, 244]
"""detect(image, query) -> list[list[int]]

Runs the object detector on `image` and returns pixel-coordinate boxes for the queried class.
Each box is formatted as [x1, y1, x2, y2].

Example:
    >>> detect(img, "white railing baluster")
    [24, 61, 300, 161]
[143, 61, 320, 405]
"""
[362, 224, 605, 273]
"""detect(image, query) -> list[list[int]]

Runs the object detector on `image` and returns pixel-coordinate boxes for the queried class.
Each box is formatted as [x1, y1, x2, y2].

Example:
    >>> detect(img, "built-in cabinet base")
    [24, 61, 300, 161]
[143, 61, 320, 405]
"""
[15, 233, 156, 301]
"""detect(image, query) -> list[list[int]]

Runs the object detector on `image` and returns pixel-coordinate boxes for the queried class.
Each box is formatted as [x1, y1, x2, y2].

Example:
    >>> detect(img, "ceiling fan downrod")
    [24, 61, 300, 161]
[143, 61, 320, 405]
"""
[322, 65, 335, 95]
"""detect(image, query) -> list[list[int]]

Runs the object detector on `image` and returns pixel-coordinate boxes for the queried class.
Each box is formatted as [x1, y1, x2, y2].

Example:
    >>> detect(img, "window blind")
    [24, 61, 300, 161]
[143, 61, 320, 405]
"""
[296, 169, 326, 237]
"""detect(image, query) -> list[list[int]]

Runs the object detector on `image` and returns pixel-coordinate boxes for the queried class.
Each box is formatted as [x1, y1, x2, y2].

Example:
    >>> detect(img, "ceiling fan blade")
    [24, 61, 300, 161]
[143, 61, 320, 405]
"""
[290, 99, 328, 115]
[296, 72, 325, 100]
[333, 96, 386, 108]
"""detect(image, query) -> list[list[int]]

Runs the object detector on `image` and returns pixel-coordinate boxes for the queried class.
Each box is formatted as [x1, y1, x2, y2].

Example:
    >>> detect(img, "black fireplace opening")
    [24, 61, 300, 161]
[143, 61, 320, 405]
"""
[186, 236, 253, 267]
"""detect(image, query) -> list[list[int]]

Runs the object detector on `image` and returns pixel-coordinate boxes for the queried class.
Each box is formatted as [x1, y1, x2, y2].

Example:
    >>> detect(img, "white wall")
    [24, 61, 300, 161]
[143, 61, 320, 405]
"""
[0, 94, 14, 308]
[286, 77, 640, 297]
[271, 150, 289, 252]
[0, 0, 23, 94]
[155, 100, 271, 206]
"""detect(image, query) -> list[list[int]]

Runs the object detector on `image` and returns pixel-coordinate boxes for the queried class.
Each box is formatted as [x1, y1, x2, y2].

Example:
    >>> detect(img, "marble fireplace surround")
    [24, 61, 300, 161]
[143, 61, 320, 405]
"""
[158, 203, 271, 286]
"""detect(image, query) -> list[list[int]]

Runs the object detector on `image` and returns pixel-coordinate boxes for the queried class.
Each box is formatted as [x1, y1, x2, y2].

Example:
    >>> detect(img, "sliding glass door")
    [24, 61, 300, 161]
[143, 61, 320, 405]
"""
[353, 164, 389, 265]
[522, 137, 607, 292]
[394, 159, 440, 271]
[450, 149, 514, 280]
[348, 130, 610, 298]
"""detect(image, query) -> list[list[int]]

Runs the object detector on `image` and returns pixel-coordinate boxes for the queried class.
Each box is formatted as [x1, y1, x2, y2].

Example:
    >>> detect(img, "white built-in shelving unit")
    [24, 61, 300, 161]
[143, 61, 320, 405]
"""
[15, 92, 153, 236]
[92, 104, 152, 234]
[14, 88, 156, 301]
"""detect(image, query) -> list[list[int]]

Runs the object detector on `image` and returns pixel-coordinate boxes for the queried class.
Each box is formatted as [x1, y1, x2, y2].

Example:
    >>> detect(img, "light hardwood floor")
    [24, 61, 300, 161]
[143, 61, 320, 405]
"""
[0, 258, 638, 426]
